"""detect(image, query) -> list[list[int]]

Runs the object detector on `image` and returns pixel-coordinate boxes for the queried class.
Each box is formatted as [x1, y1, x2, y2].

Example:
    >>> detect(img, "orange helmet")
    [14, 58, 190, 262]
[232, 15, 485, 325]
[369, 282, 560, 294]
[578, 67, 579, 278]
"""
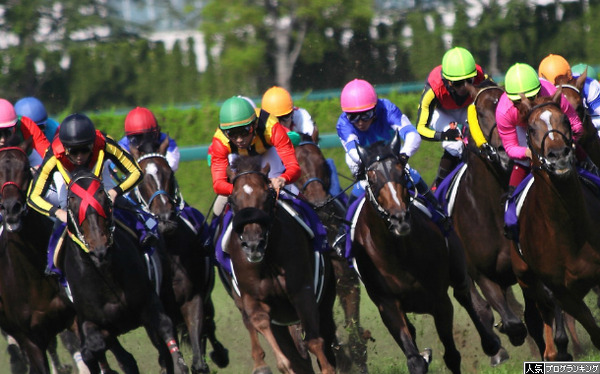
[538, 54, 572, 84]
[261, 86, 293, 117]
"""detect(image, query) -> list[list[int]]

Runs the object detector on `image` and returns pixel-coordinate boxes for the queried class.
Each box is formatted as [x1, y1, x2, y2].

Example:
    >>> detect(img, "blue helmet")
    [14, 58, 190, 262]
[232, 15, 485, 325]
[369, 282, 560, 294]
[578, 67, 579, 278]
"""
[14, 97, 48, 126]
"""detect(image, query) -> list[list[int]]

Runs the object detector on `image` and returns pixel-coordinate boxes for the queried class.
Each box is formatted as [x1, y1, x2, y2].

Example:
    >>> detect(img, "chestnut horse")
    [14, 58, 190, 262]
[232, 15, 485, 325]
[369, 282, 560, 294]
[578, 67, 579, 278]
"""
[451, 82, 527, 354]
[512, 93, 600, 359]
[61, 170, 188, 374]
[351, 134, 502, 374]
[0, 146, 77, 374]
[293, 137, 368, 373]
[129, 141, 229, 374]
[223, 156, 337, 374]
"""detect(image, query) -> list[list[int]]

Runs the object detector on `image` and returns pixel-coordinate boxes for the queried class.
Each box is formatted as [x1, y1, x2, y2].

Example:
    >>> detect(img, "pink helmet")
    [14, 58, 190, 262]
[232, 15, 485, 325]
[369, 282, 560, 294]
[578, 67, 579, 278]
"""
[340, 79, 378, 113]
[0, 99, 17, 128]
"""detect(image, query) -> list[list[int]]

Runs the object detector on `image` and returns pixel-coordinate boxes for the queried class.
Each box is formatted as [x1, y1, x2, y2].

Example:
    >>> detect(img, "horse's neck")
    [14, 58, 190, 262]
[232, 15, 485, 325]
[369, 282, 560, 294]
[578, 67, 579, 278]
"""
[531, 170, 587, 218]
[466, 150, 508, 190]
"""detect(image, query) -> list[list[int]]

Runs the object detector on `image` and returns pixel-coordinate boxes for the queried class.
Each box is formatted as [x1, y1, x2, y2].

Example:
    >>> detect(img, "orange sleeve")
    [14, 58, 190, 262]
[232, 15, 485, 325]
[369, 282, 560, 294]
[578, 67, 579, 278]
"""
[20, 116, 50, 156]
[269, 123, 301, 184]
[208, 136, 234, 195]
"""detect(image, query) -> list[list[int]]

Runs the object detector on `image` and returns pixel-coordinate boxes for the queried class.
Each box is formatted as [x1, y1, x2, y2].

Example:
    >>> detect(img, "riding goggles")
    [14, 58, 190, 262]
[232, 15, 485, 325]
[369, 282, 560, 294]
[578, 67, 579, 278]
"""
[278, 112, 293, 123]
[449, 77, 474, 87]
[66, 144, 93, 156]
[128, 132, 157, 147]
[346, 108, 376, 124]
[224, 124, 254, 139]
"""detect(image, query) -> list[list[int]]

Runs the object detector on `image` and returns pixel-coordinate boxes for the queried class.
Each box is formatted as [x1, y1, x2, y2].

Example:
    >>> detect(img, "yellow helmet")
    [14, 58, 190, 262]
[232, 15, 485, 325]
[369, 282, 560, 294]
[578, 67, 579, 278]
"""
[538, 54, 572, 84]
[261, 86, 294, 117]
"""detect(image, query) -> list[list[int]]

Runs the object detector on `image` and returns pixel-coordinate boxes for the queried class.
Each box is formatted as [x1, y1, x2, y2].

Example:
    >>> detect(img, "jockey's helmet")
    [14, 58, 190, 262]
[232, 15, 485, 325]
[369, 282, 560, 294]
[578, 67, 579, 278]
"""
[0, 99, 18, 129]
[571, 63, 598, 81]
[124, 107, 159, 135]
[340, 79, 377, 113]
[538, 54, 572, 85]
[505, 63, 541, 101]
[59, 113, 96, 148]
[14, 97, 47, 126]
[219, 96, 257, 130]
[262, 86, 294, 117]
[442, 47, 477, 81]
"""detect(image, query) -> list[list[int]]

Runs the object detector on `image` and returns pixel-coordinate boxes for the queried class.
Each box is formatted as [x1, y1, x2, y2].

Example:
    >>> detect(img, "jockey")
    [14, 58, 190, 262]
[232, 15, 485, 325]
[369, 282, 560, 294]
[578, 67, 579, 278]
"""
[261, 86, 344, 198]
[119, 107, 180, 172]
[415, 47, 488, 190]
[336, 78, 442, 211]
[0, 98, 50, 167]
[496, 63, 583, 195]
[14, 97, 60, 141]
[538, 54, 600, 136]
[209, 95, 301, 196]
[27, 113, 158, 275]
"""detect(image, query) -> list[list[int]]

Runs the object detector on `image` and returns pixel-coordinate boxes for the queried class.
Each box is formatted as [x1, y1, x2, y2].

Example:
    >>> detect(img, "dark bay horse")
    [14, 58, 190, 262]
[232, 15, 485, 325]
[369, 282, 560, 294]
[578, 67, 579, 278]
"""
[510, 93, 600, 358]
[450, 82, 528, 353]
[351, 134, 502, 374]
[129, 140, 229, 374]
[223, 156, 337, 374]
[0, 146, 77, 374]
[62, 169, 188, 374]
[293, 137, 369, 373]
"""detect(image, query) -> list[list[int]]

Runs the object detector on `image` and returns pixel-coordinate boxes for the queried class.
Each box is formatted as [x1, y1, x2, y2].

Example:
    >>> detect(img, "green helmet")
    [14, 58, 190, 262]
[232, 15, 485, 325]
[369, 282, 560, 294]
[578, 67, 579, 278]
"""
[504, 63, 541, 101]
[442, 47, 477, 81]
[571, 63, 598, 81]
[219, 96, 257, 130]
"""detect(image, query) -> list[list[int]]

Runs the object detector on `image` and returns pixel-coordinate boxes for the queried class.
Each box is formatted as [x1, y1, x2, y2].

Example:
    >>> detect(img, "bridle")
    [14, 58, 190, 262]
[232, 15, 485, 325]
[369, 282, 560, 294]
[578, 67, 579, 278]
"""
[296, 141, 329, 192]
[133, 153, 184, 216]
[0, 147, 30, 220]
[472, 86, 505, 164]
[526, 102, 574, 173]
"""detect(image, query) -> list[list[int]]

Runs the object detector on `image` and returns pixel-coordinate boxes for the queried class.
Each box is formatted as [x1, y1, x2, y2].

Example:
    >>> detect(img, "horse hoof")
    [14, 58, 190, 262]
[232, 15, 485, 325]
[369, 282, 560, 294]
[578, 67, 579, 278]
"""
[7, 344, 27, 374]
[191, 364, 210, 374]
[252, 365, 273, 374]
[421, 347, 433, 365]
[56, 364, 73, 374]
[490, 347, 510, 367]
[209, 344, 230, 368]
[507, 323, 528, 347]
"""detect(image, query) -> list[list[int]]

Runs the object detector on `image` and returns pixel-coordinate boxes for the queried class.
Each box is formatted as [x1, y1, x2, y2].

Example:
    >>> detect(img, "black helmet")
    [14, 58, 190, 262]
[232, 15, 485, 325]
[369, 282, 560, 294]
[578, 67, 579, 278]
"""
[59, 113, 96, 147]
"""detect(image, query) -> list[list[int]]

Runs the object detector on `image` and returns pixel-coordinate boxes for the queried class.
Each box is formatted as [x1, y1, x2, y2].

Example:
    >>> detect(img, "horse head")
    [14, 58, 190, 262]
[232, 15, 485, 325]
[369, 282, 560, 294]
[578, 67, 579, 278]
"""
[67, 170, 115, 263]
[522, 93, 576, 176]
[0, 147, 31, 232]
[227, 156, 274, 263]
[294, 134, 331, 207]
[130, 138, 180, 235]
[356, 133, 411, 237]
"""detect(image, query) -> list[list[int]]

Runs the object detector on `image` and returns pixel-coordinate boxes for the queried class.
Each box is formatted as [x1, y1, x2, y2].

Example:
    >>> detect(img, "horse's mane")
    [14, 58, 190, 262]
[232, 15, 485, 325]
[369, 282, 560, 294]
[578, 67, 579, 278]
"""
[360, 140, 395, 167]
[522, 96, 558, 123]
[475, 78, 498, 89]
[230, 155, 263, 174]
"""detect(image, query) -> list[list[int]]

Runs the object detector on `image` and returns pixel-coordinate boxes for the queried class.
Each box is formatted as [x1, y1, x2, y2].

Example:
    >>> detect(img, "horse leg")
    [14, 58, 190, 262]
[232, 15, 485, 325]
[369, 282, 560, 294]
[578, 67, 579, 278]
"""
[181, 295, 209, 374]
[48, 334, 72, 374]
[15, 336, 49, 374]
[532, 284, 572, 361]
[4, 333, 28, 374]
[564, 313, 584, 357]
[58, 329, 90, 374]
[201, 297, 229, 368]
[474, 274, 527, 346]
[432, 295, 461, 374]
[553, 288, 600, 352]
[105, 337, 137, 374]
[79, 321, 108, 374]
[329, 252, 368, 374]
[271, 324, 314, 374]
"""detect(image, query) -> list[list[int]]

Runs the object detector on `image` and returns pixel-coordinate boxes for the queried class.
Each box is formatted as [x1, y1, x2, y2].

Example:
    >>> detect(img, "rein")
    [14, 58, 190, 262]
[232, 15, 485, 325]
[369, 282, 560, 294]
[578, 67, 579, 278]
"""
[134, 153, 184, 215]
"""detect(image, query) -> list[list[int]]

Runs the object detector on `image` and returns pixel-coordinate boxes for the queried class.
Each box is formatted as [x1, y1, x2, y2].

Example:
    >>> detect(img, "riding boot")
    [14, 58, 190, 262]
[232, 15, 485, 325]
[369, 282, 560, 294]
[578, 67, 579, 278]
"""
[332, 225, 347, 257]
[416, 179, 450, 230]
[431, 152, 460, 191]
[503, 185, 517, 240]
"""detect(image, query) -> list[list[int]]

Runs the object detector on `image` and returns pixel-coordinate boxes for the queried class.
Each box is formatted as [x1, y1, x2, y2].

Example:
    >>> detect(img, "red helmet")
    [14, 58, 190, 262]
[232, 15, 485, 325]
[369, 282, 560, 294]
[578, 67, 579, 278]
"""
[124, 107, 158, 135]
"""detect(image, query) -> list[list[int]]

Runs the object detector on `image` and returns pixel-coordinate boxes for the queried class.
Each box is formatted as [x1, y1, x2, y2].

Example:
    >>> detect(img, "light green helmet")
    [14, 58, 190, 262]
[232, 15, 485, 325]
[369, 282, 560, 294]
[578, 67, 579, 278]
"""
[504, 63, 541, 101]
[442, 47, 477, 81]
[219, 96, 257, 130]
[571, 63, 598, 81]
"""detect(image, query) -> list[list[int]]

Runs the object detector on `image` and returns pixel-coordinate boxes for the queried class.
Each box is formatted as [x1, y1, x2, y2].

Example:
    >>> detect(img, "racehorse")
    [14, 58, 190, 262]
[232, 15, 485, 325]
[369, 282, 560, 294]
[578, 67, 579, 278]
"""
[511, 93, 600, 359]
[61, 169, 188, 374]
[351, 134, 502, 374]
[450, 81, 528, 353]
[128, 139, 229, 374]
[0, 146, 78, 374]
[223, 156, 337, 374]
[293, 137, 369, 373]
[555, 70, 600, 168]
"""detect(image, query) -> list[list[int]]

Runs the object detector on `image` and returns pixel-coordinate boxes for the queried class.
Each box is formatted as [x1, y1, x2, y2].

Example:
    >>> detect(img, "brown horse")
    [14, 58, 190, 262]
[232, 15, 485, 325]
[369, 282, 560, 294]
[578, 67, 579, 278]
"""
[352, 134, 502, 373]
[293, 137, 369, 373]
[556, 70, 600, 168]
[224, 156, 337, 374]
[511, 93, 600, 359]
[129, 141, 229, 374]
[0, 146, 77, 374]
[62, 169, 188, 374]
[451, 82, 528, 353]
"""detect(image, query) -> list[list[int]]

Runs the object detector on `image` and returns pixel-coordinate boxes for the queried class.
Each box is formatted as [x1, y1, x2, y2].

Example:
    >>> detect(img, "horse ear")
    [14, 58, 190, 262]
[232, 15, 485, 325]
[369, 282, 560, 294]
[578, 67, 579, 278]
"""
[575, 71, 587, 91]
[129, 143, 141, 161]
[226, 165, 235, 181]
[158, 135, 169, 155]
[390, 131, 401, 156]
[552, 86, 563, 104]
[262, 162, 270, 176]
[356, 144, 367, 165]
[467, 83, 479, 99]
[18, 137, 32, 153]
